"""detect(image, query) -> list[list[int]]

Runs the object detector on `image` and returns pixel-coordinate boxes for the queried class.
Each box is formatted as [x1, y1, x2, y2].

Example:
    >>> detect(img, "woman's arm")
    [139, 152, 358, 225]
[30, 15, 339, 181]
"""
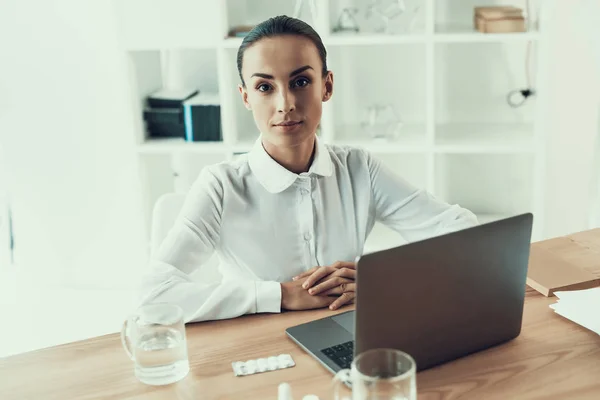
[366, 150, 479, 242]
[136, 168, 281, 323]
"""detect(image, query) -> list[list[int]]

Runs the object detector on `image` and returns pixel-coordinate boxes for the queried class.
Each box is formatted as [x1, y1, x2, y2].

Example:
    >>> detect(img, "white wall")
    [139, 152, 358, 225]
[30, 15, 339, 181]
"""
[0, 0, 147, 289]
[538, 0, 600, 238]
[0, 144, 10, 267]
[576, 0, 600, 229]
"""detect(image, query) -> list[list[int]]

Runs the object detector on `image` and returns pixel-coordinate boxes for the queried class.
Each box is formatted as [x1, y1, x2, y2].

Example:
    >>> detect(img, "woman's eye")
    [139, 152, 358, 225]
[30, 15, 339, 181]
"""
[293, 78, 309, 88]
[257, 83, 272, 92]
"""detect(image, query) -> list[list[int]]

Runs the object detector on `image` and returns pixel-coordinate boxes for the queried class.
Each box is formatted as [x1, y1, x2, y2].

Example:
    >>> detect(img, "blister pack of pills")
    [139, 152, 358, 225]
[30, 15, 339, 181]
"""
[232, 354, 296, 377]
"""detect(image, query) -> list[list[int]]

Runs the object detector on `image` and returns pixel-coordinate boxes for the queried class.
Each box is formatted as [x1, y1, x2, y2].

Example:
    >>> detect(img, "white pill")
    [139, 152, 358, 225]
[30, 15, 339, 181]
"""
[277, 354, 294, 367]
[257, 358, 268, 372]
[245, 359, 257, 374]
[268, 356, 279, 370]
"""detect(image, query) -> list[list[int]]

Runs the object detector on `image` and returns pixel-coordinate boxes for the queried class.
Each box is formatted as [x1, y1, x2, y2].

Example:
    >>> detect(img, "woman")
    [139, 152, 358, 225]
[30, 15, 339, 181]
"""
[138, 16, 478, 323]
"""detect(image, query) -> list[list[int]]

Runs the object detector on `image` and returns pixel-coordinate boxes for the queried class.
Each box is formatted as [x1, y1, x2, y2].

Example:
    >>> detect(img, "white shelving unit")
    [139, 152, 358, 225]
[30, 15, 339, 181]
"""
[115, 0, 547, 251]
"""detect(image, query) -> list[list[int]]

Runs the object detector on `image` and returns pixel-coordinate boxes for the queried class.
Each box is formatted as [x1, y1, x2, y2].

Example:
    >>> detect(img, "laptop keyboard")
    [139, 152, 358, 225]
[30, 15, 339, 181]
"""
[321, 341, 354, 369]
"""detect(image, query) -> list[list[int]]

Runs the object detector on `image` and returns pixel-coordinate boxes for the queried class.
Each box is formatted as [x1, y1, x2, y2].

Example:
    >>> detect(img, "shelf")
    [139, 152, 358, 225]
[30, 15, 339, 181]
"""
[334, 123, 427, 153]
[324, 33, 427, 46]
[124, 1, 545, 244]
[123, 30, 540, 51]
[221, 37, 243, 49]
[137, 138, 229, 154]
[123, 30, 539, 51]
[114, 0, 222, 51]
[127, 29, 540, 51]
[434, 123, 534, 153]
[124, 43, 218, 51]
[435, 25, 539, 43]
[137, 124, 535, 155]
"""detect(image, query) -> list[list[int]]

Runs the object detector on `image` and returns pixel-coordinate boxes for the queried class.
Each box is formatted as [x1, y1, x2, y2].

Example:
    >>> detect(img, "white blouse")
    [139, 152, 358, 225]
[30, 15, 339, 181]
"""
[138, 137, 478, 322]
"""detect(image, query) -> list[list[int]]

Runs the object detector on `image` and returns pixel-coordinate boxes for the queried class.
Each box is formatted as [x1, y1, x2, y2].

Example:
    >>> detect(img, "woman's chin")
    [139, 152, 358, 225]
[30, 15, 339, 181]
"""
[266, 127, 314, 146]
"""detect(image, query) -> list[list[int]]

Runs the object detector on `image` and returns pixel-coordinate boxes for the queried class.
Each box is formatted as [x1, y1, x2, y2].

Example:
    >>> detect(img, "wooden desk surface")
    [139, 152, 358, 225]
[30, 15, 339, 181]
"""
[2, 230, 600, 400]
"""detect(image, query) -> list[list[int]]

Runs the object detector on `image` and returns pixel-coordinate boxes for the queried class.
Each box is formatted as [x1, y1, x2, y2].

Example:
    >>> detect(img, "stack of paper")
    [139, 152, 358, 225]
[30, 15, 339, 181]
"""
[550, 287, 600, 335]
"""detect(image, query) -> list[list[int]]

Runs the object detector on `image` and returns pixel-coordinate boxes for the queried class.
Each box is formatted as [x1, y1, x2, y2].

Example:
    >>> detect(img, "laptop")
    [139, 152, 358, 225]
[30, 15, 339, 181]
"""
[286, 213, 533, 374]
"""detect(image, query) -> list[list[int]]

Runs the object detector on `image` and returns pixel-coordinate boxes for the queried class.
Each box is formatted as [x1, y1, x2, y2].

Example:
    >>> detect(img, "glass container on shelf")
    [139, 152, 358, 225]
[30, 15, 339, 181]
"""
[361, 104, 404, 141]
[332, 0, 422, 35]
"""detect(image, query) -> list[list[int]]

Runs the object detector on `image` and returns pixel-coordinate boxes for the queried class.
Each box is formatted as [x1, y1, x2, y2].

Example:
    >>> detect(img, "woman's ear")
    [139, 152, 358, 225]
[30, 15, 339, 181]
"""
[238, 84, 251, 110]
[322, 71, 334, 102]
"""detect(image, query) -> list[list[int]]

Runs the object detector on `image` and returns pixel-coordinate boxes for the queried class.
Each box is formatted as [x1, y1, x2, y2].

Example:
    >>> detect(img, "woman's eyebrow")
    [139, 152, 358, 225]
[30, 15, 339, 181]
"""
[250, 72, 274, 79]
[250, 65, 314, 80]
[289, 65, 313, 77]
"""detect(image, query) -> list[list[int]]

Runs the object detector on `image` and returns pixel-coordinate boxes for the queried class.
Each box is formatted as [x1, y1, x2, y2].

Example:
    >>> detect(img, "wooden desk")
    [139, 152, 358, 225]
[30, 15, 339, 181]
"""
[2, 230, 600, 400]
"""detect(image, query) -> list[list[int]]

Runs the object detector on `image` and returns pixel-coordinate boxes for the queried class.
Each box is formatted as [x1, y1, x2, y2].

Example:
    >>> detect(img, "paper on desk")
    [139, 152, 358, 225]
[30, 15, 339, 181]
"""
[550, 287, 600, 335]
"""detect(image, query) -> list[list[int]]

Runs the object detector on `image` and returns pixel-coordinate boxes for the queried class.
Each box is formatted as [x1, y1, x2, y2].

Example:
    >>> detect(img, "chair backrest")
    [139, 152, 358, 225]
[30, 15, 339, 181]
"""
[150, 193, 221, 283]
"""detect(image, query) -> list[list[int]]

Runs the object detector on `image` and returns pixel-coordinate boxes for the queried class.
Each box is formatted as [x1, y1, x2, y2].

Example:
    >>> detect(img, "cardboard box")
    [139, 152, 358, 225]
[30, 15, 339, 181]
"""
[475, 16, 525, 33]
[474, 6, 526, 33]
[475, 6, 523, 20]
[527, 229, 600, 296]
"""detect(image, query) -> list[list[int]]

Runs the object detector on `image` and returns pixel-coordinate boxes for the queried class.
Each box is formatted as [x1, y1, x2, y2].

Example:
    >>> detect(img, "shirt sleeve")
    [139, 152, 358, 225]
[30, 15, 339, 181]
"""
[136, 167, 282, 323]
[365, 150, 479, 242]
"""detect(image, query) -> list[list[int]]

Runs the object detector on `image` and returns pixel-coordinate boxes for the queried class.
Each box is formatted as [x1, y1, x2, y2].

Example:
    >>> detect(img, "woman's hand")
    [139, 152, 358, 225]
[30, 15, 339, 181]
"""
[280, 278, 336, 311]
[293, 261, 357, 310]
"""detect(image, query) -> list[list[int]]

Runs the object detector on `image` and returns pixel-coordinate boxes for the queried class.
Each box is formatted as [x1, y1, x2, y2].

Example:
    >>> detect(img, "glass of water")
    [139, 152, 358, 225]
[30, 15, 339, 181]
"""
[121, 303, 190, 386]
[332, 348, 416, 400]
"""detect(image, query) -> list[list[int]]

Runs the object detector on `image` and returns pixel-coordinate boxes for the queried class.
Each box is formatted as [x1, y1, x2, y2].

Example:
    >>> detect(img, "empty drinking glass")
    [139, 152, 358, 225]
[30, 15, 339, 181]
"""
[332, 348, 416, 400]
[121, 303, 190, 386]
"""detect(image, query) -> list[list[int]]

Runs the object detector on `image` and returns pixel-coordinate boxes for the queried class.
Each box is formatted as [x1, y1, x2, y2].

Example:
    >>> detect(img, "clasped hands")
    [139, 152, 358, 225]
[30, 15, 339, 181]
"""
[280, 261, 356, 312]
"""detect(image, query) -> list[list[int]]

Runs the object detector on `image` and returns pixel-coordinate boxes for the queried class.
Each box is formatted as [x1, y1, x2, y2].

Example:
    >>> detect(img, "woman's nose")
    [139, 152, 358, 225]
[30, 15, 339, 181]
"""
[276, 89, 295, 113]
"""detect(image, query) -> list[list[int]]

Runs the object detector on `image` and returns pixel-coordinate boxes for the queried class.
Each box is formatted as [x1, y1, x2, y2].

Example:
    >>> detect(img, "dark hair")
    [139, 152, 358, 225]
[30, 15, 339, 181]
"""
[236, 15, 328, 87]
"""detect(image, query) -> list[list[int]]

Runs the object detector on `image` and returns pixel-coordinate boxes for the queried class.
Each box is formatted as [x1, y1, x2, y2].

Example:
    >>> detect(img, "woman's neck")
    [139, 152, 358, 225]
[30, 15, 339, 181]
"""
[262, 135, 316, 174]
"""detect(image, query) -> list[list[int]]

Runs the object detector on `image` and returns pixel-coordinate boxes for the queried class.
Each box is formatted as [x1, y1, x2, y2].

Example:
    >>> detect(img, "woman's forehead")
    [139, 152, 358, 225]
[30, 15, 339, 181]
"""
[242, 35, 321, 78]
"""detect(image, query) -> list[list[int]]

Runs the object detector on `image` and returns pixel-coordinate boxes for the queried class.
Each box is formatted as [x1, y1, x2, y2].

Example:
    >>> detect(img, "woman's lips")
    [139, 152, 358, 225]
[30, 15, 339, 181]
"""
[274, 121, 303, 132]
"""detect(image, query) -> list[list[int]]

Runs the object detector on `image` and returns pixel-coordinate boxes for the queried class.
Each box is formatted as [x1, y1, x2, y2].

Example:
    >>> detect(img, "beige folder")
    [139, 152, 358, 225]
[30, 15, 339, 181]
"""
[527, 229, 600, 297]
